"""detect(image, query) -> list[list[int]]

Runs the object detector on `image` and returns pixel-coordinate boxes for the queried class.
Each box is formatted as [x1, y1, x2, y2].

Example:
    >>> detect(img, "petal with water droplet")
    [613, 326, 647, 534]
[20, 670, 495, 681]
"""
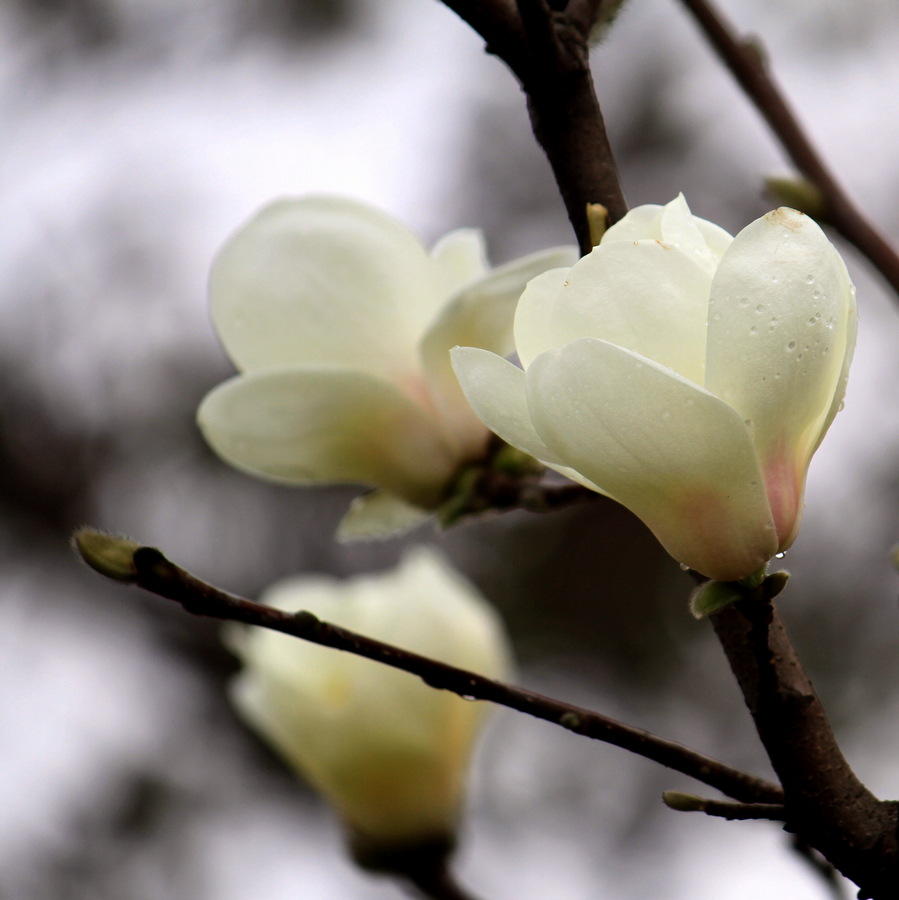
[705, 209, 853, 545]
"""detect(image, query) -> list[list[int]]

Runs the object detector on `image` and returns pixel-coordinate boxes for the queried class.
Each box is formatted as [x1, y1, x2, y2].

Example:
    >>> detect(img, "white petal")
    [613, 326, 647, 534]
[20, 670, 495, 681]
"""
[229, 548, 512, 841]
[526, 338, 778, 581]
[602, 198, 733, 264]
[197, 367, 457, 508]
[420, 246, 578, 453]
[704, 209, 853, 544]
[515, 240, 711, 383]
[337, 490, 430, 541]
[658, 194, 719, 277]
[601, 204, 663, 243]
[430, 228, 489, 297]
[809, 249, 858, 458]
[450, 347, 565, 466]
[209, 196, 440, 378]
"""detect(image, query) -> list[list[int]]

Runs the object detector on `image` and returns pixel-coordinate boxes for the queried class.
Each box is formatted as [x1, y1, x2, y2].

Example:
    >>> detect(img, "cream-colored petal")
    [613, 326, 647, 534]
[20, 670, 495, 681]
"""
[450, 347, 565, 466]
[421, 246, 578, 453]
[704, 209, 853, 545]
[809, 249, 858, 458]
[229, 548, 511, 842]
[601, 204, 663, 243]
[513, 268, 571, 370]
[526, 338, 777, 580]
[693, 218, 734, 264]
[336, 490, 431, 541]
[658, 194, 718, 277]
[602, 198, 733, 264]
[430, 228, 489, 297]
[197, 367, 457, 508]
[515, 240, 711, 383]
[210, 196, 441, 378]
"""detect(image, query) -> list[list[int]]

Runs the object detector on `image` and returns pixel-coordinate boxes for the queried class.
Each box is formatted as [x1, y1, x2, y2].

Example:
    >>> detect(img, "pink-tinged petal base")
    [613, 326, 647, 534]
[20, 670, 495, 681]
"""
[761, 437, 804, 550]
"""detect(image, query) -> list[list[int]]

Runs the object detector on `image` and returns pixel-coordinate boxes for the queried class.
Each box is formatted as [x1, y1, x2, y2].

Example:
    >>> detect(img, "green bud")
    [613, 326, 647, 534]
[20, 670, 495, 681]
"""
[764, 177, 826, 220]
[689, 580, 743, 619]
[72, 528, 140, 583]
[586, 203, 609, 246]
[762, 570, 790, 601]
[662, 791, 707, 813]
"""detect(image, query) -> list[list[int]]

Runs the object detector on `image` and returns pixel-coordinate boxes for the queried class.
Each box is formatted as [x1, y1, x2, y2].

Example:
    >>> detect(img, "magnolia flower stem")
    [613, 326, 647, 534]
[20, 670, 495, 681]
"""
[710, 599, 899, 898]
[439, 0, 628, 254]
[117, 542, 782, 805]
[679, 0, 899, 301]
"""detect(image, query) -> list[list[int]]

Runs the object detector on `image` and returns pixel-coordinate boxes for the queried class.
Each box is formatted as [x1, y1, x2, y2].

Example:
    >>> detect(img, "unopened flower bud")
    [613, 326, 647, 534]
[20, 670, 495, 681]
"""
[226, 547, 513, 850]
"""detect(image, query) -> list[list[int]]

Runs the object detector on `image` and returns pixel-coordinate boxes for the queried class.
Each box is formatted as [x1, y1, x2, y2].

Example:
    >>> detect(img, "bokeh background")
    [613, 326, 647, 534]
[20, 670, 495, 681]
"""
[2, 0, 899, 897]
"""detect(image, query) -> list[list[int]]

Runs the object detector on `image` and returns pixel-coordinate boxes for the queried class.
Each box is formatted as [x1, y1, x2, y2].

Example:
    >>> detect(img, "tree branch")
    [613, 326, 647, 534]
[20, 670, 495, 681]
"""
[679, 0, 899, 302]
[74, 531, 782, 805]
[662, 791, 787, 821]
[710, 599, 899, 898]
[438, 0, 627, 253]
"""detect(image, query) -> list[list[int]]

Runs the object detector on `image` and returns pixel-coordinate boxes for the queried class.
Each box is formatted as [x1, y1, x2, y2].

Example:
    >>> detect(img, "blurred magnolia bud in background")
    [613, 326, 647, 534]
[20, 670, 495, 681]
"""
[225, 547, 513, 858]
[453, 195, 857, 582]
[197, 195, 577, 539]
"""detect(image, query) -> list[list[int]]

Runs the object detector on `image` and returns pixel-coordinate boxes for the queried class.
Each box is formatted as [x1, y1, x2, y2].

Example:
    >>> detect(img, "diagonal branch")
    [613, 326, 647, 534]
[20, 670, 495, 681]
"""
[74, 531, 782, 805]
[679, 0, 899, 302]
[438, 0, 627, 253]
[711, 599, 899, 898]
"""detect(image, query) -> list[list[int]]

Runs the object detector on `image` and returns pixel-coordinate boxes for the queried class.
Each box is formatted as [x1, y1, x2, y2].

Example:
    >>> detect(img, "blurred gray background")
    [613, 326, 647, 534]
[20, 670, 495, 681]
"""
[2, 0, 899, 897]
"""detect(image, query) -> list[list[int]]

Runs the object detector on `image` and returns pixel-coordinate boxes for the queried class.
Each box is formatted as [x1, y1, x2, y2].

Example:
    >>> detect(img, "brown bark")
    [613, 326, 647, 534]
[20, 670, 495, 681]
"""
[711, 601, 899, 898]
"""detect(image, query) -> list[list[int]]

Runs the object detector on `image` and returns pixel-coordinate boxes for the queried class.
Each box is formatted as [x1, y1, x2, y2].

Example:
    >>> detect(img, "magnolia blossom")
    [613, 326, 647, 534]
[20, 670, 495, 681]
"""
[226, 548, 512, 847]
[452, 196, 856, 581]
[197, 196, 577, 537]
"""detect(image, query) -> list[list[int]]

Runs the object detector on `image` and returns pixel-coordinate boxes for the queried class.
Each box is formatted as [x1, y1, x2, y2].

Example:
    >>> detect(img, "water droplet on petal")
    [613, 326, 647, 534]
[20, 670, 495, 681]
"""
[806, 274, 815, 284]
[772, 275, 779, 284]
[713, 312, 722, 321]
[786, 341, 796, 351]
[838, 400, 845, 411]
[775, 551, 786, 559]
[739, 297, 749, 308]
[750, 326, 758, 335]
[679, 563, 690, 571]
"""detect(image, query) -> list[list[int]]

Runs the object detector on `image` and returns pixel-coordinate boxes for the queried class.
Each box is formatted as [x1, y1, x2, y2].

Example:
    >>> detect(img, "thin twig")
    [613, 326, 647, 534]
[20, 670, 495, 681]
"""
[679, 0, 899, 301]
[662, 791, 786, 821]
[90, 539, 783, 804]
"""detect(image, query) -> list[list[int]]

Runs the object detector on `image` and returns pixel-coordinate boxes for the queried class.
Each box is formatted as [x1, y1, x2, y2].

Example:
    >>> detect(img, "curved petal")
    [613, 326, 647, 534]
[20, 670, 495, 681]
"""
[602, 197, 733, 265]
[450, 347, 565, 466]
[420, 246, 578, 453]
[515, 240, 711, 384]
[657, 194, 720, 277]
[337, 490, 430, 541]
[526, 338, 778, 580]
[430, 228, 489, 297]
[704, 209, 853, 545]
[197, 367, 457, 508]
[601, 204, 663, 243]
[209, 196, 441, 379]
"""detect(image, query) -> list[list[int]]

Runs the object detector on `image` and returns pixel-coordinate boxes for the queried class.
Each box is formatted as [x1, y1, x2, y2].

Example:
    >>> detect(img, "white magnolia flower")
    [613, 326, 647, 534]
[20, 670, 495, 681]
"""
[197, 196, 577, 537]
[226, 548, 512, 847]
[452, 196, 857, 582]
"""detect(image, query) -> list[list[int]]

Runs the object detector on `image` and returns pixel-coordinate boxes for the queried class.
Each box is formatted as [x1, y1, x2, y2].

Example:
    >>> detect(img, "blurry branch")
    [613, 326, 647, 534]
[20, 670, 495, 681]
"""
[438, 0, 627, 253]
[679, 0, 899, 303]
[74, 530, 783, 805]
[710, 598, 899, 898]
[662, 791, 786, 821]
